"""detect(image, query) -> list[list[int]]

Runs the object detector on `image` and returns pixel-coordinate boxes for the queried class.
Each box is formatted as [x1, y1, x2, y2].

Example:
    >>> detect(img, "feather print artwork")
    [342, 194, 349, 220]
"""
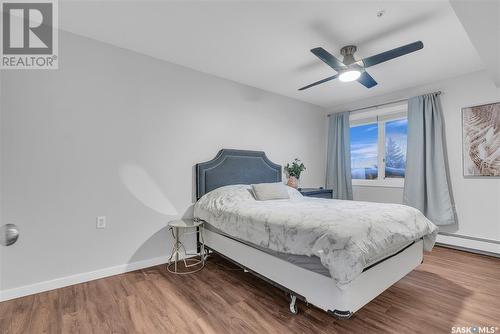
[462, 102, 500, 176]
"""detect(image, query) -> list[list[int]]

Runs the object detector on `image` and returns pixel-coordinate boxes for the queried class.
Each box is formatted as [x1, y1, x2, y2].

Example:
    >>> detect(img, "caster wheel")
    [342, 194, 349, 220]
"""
[329, 309, 354, 319]
[289, 294, 298, 315]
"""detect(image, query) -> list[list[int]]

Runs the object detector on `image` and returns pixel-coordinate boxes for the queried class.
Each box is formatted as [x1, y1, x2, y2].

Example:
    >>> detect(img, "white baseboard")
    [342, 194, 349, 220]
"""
[0, 251, 195, 302]
[437, 234, 500, 257]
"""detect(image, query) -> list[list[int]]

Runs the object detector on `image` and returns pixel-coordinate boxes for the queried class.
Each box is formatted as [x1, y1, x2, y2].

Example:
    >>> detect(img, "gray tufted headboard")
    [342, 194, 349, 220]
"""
[196, 149, 282, 200]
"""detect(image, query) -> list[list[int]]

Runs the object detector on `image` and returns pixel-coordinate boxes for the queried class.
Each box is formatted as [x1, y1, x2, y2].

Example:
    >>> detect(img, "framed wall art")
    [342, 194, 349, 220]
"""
[462, 102, 500, 177]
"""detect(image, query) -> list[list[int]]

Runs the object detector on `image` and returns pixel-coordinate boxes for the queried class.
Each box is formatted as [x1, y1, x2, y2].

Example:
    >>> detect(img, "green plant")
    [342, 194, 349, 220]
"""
[284, 158, 306, 179]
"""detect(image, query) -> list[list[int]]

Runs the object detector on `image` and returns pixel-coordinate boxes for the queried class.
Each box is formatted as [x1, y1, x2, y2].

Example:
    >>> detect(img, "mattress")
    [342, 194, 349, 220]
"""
[194, 184, 438, 286]
[205, 223, 414, 277]
[205, 223, 332, 277]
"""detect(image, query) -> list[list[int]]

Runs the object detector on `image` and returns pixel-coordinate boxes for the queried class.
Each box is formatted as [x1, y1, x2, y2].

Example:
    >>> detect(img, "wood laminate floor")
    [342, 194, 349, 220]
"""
[0, 246, 499, 334]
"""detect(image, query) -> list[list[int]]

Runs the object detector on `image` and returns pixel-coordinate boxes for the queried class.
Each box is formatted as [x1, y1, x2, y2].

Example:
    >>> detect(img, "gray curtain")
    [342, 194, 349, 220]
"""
[404, 93, 456, 225]
[326, 112, 353, 200]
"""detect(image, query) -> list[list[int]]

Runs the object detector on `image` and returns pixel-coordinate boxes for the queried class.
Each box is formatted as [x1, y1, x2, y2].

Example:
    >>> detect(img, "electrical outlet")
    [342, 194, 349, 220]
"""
[96, 216, 106, 229]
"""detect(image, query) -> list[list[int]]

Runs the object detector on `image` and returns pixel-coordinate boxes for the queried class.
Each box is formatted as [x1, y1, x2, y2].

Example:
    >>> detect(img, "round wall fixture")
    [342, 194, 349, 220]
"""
[0, 224, 19, 246]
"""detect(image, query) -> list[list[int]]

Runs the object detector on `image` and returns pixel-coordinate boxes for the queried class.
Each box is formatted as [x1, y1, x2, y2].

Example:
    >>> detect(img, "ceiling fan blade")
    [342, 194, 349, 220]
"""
[357, 71, 378, 88]
[298, 74, 339, 91]
[310, 47, 346, 71]
[361, 41, 424, 68]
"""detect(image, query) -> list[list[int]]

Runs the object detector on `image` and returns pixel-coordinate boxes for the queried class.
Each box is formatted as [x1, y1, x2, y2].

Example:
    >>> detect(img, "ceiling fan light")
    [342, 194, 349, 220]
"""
[339, 70, 361, 82]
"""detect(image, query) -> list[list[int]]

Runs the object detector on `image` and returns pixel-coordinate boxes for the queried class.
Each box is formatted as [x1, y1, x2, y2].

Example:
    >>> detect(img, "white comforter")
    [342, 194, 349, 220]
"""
[194, 185, 438, 286]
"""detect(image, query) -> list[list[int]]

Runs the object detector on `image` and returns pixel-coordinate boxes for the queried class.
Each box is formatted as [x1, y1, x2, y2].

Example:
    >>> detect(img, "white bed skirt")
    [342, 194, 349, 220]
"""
[204, 228, 424, 317]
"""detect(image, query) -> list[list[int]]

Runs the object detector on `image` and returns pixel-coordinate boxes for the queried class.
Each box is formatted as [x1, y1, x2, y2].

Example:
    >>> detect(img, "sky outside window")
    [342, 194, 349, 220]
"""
[350, 123, 378, 179]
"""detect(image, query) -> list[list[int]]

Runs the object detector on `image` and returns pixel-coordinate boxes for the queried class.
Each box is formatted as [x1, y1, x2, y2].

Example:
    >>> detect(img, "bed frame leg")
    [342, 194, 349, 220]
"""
[289, 293, 298, 315]
[328, 309, 353, 319]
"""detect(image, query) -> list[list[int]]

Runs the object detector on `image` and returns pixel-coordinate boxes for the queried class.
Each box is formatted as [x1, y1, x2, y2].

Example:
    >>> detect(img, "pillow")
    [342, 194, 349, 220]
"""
[251, 182, 290, 201]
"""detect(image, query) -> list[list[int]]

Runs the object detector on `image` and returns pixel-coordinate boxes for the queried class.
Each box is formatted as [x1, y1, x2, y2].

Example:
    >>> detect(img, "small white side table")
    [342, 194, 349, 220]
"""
[167, 219, 205, 274]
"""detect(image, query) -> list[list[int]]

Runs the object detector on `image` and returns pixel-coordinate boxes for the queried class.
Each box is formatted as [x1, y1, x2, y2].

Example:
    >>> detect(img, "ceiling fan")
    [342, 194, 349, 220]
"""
[298, 41, 423, 91]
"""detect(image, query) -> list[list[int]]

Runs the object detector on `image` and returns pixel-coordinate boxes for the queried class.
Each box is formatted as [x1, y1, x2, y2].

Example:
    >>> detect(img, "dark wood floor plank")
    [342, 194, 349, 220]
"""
[27, 289, 61, 334]
[9, 295, 35, 334]
[1, 246, 499, 333]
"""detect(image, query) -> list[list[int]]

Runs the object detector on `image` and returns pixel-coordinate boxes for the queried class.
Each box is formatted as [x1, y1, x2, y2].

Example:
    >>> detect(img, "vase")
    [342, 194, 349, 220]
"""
[287, 176, 299, 189]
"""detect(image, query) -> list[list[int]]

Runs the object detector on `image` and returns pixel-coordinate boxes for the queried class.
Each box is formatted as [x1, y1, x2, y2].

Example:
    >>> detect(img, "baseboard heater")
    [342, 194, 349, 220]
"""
[437, 232, 500, 258]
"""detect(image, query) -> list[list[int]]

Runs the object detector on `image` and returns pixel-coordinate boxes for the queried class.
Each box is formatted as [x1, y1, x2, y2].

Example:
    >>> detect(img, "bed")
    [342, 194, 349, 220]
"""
[194, 149, 437, 318]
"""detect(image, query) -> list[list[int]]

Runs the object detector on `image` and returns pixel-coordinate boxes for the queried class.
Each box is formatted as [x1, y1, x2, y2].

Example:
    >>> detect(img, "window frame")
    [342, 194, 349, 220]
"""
[349, 104, 408, 188]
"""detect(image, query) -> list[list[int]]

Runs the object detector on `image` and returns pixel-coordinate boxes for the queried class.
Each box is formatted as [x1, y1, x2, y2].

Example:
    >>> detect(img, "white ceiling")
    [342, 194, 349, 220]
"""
[450, 0, 500, 87]
[59, 1, 485, 108]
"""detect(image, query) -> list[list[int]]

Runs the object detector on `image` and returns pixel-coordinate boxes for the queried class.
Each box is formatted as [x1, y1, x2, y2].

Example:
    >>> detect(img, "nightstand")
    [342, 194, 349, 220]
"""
[299, 187, 334, 199]
[167, 219, 206, 274]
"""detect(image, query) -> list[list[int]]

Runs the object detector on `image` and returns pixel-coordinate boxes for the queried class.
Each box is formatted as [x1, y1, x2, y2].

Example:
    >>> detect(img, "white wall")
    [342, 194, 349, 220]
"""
[0, 71, 3, 294]
[0, 31, 327, 293]
[330, 70, 500, 247]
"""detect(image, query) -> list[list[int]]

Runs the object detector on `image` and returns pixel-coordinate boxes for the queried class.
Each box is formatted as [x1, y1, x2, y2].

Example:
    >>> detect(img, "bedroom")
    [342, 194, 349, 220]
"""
[0, 0, 499, 333]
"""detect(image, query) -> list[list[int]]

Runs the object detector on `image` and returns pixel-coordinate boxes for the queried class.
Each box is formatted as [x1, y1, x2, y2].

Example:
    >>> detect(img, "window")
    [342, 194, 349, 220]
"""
[349, 105, 408, 187]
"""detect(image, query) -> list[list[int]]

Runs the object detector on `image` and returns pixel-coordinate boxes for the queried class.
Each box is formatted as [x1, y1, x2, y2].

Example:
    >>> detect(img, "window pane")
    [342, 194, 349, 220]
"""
[385, 119, 407, 178]
[350, 123, 378, 179]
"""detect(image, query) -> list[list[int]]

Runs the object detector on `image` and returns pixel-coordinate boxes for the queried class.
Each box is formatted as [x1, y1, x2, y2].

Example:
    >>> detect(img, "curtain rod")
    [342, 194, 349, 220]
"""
[327, 91, 442, 117]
